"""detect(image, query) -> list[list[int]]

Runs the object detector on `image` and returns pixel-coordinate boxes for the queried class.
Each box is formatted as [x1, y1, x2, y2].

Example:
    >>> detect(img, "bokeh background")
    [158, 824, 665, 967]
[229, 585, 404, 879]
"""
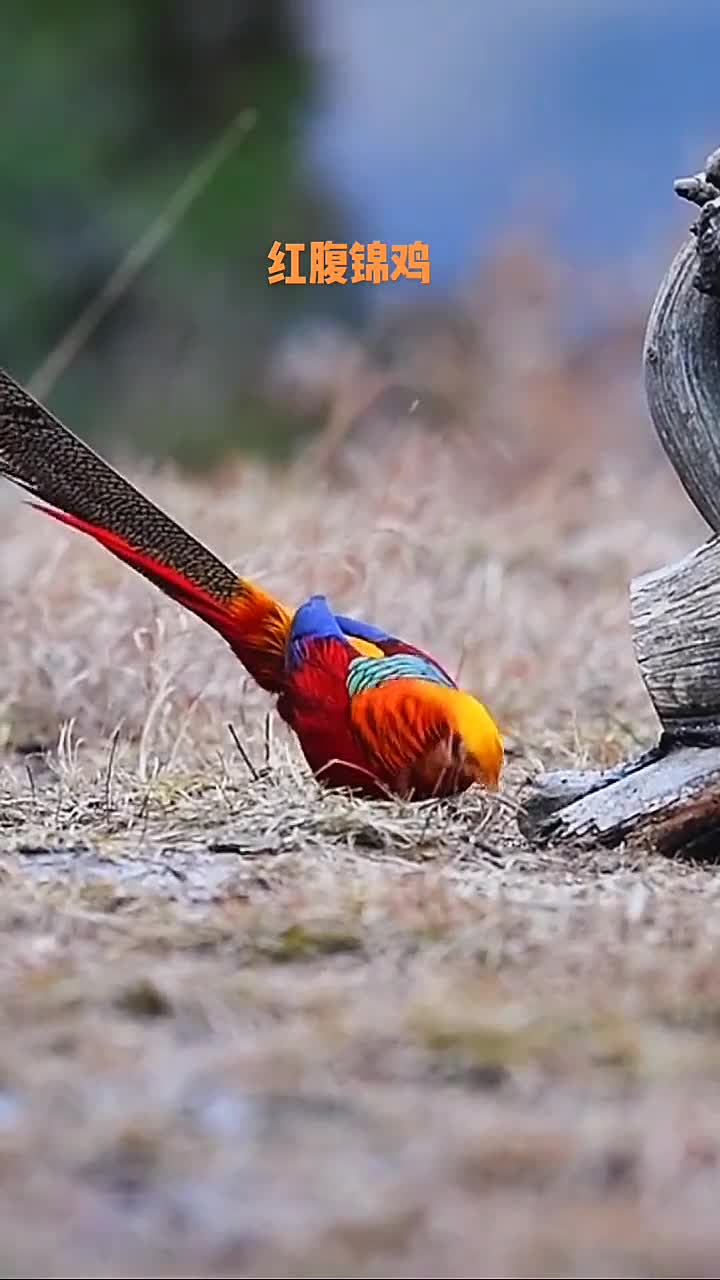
[3, 11, 720, 1276]
[2, 0, 717, 470]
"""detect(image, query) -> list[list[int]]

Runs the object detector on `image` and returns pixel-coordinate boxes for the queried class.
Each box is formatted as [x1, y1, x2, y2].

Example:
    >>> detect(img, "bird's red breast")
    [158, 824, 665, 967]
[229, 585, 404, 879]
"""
[281, 609, 503, 801]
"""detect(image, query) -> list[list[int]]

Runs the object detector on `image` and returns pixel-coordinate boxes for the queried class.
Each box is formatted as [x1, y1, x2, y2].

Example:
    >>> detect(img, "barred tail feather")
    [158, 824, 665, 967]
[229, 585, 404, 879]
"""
[32, 504, 293, 693]
[0, 367, 293, 693]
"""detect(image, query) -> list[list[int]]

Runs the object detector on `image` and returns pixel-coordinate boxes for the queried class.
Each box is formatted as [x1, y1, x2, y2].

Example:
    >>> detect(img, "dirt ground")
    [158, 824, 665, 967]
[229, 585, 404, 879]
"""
[1, 411, 719, 1278]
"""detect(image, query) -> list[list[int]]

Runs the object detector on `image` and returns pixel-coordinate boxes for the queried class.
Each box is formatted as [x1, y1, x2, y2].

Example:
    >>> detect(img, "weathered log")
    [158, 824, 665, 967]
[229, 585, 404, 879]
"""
[519, 746, 720, 858]
[519, 146, 720, 856]
[643, 147, 720, 536]
[630, 537, 720, 741]
[517, 745, 667, 836]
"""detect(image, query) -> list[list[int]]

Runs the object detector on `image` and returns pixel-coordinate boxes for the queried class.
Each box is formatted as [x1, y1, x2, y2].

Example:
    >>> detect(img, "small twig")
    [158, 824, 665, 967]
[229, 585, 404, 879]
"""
[132, 784, 154, 846]
[488, 789, 521, 814]
[104, 725, 122, 824]
[29, 107, 257, 401]
[53, 776, 64, 828]
[454, 639, 468, 687]
[420, 803, 439, 842]
[315, 756, 399, 801]
[227, 722, 260, 781]
[24, 763, 37, 813]
[473, 836, 508, 859]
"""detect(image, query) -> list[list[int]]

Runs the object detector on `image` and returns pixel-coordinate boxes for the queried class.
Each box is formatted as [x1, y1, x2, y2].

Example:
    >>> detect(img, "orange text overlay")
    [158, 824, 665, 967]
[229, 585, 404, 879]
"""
[267, 241, 431, 285]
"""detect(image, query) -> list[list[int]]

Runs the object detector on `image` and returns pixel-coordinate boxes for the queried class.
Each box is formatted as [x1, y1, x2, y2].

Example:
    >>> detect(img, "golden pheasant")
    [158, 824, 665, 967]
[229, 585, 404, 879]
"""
[0, 367, 503, 800]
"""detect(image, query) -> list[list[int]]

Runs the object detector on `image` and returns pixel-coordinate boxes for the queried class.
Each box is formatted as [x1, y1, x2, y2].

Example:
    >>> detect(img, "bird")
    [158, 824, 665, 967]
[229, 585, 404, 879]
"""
[0, 366, 503, 800]
[282, 595, 502, 799]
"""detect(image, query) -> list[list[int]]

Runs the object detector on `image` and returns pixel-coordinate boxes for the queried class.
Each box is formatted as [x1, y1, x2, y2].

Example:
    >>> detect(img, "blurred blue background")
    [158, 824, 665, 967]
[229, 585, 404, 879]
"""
[1, 0, 715, 465]
[307, 0, 717, 280]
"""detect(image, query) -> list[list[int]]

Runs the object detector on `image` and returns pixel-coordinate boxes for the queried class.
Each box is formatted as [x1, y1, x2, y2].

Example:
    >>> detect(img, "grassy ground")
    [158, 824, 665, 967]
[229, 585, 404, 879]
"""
[0, 415, 718, 1278]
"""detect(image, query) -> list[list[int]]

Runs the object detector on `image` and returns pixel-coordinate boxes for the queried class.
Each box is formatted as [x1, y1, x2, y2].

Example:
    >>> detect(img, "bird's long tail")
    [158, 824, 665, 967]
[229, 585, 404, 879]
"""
[0, 367, 293, 693]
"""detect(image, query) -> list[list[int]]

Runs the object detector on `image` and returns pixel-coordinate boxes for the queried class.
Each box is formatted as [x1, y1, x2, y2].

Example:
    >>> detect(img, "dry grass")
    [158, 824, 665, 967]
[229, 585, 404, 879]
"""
[0, 389, 717, 1278]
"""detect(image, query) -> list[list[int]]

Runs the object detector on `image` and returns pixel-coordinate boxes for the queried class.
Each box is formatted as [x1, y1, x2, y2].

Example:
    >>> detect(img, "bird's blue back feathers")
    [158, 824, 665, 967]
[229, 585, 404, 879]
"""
[334, 614, 392, 644]
[287, 598, 454, 695]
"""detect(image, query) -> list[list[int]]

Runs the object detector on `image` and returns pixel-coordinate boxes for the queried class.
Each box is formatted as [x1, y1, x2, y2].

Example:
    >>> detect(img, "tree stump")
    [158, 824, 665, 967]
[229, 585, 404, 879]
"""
[519, 147, 720, 857]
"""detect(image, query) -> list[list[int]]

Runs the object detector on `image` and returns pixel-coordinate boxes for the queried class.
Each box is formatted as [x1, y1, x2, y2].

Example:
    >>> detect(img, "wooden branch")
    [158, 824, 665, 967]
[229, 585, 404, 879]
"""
[520, 745, 720, 857]
[517, 745, 667, 837]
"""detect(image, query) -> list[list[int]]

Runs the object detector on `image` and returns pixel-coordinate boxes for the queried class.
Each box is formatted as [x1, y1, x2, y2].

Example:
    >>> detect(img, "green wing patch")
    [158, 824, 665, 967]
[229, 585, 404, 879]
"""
[347, 653, 455, 698]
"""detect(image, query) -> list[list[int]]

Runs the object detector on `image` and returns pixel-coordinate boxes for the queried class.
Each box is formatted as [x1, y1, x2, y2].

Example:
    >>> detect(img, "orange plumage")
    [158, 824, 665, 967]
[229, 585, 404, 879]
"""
[281, 598, 503, 799]
[0, 366, 503, 800]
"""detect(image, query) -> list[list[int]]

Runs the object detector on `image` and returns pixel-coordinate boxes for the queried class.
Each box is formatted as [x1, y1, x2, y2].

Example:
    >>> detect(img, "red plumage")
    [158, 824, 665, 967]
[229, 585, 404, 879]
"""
[280, 600, 503, 800]
[278, 637, 385, 794]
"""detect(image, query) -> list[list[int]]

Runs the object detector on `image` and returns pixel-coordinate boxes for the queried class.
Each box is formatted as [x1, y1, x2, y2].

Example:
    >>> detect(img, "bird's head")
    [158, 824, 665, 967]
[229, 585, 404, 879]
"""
[450, 690, 504, 791]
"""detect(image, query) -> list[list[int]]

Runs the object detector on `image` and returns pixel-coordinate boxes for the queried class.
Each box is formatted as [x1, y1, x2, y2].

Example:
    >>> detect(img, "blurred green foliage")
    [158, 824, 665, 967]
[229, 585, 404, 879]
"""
[0, 1, 358, 467]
